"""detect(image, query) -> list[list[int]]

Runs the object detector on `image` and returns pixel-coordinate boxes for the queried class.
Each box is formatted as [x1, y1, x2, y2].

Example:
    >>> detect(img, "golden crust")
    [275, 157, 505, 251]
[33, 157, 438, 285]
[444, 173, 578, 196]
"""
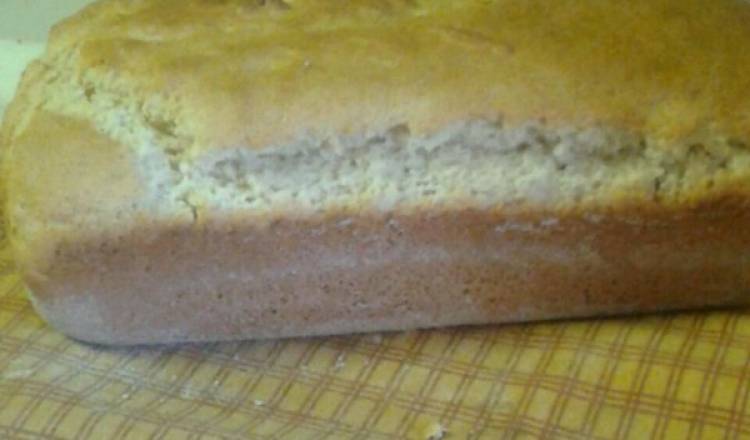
[48, 0, 750, 149]
[6, 112, 141, 222]
[3, 112, 144, 284]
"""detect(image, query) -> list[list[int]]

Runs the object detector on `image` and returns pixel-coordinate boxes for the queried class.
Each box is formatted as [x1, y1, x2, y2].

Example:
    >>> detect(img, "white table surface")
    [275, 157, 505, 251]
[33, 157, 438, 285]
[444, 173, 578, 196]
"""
[0, 0, 95, 117]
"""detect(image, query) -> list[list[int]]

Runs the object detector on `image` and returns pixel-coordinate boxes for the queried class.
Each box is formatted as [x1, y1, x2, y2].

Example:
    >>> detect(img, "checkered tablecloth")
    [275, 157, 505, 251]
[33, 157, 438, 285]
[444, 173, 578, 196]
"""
[1, 220, 750, 439]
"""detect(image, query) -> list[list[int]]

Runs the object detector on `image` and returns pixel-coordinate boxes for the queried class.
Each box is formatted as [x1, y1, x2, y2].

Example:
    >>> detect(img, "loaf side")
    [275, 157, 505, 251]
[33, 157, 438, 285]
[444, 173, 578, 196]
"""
[24, 200, 750, 345]
[4, 0, 750, 344]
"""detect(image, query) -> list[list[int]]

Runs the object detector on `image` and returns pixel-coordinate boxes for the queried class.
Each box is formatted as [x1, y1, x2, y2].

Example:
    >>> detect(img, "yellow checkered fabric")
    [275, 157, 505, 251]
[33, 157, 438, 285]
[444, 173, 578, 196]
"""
[1, 227, 750, 439]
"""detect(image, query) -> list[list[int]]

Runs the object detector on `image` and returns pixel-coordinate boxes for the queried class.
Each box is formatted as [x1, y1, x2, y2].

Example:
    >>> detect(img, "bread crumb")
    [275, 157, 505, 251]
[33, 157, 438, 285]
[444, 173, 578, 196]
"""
[333, 353, 346, 371]
[180, 387, 197, 399]
[2, 369, 33, 380]
[425, 422, 446, 440]
[336, 218, 353, 228]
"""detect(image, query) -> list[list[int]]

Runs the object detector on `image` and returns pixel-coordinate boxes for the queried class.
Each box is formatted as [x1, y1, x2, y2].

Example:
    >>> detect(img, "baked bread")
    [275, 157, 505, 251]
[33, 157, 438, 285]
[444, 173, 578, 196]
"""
[3, 0, 750, 345]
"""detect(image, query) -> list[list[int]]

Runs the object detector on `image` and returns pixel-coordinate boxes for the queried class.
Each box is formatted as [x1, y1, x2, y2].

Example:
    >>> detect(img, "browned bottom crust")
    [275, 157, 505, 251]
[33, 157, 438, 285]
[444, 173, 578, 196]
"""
[23, 200, 750, 345]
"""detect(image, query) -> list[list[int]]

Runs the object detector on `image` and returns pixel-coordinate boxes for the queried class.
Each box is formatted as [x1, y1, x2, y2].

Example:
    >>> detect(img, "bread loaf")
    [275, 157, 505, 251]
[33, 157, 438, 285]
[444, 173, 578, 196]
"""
[3, 0, 750, 345]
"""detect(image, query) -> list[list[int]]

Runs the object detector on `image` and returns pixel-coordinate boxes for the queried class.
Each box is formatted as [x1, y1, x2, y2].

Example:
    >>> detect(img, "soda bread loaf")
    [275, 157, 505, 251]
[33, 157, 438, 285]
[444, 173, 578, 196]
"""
[3, 0, 750, 344]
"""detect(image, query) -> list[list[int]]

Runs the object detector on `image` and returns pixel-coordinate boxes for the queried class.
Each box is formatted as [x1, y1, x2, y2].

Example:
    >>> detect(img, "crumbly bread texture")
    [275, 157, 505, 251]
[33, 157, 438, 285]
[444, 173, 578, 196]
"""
[3, 0, 750, 344]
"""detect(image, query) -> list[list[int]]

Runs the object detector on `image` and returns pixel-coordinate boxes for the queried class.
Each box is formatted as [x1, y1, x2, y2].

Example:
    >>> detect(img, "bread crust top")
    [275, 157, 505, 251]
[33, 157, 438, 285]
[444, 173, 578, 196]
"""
[9, 0, 750, 151]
